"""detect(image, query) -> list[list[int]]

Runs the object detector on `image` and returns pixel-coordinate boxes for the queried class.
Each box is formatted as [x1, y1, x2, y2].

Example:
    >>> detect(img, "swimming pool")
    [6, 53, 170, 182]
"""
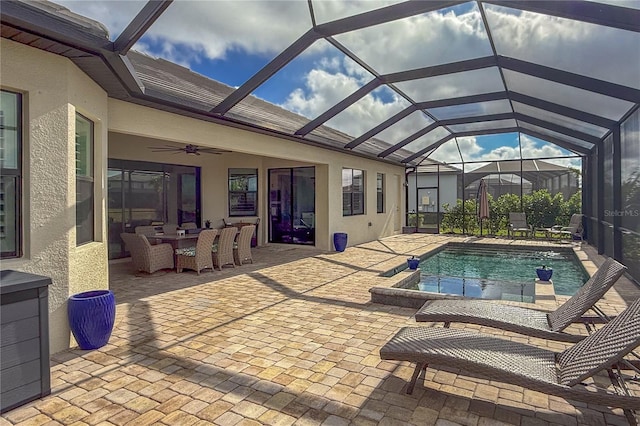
[404, 243, 589, 299]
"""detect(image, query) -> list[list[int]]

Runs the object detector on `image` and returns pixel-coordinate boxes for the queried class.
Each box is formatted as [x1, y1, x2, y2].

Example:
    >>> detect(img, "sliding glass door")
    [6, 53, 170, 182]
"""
[269, 167, 315, 245]
[108, 159, 201, 259]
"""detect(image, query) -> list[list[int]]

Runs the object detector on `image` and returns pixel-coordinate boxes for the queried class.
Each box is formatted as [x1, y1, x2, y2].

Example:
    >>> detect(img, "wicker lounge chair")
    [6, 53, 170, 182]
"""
[234, 224, 255, 265]
[415, 258, 627, 342]
[508, 212, 532, 238]
[175, 229, 218, 274]
[380, 297, 640, 412]
[212, 226, 237, 270]
[550, 213, 584, 241]
[120, 232, 174, 274]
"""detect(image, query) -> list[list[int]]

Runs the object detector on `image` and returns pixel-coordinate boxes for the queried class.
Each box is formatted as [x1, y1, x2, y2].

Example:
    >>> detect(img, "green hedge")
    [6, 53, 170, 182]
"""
[440, 190, 581, 235]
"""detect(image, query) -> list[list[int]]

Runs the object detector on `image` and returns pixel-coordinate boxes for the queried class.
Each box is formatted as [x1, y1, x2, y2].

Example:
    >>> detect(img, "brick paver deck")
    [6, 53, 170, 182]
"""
[2, 234, 638, 425]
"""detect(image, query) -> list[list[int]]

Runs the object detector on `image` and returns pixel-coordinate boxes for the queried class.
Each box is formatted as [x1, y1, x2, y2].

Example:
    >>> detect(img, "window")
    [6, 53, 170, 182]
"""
[76, 113, 94, 245]
[342, 168, 364, 216]
[377, 173, 384, 213]
[0, 90, 21, 258]
[229, 168, 257, 216]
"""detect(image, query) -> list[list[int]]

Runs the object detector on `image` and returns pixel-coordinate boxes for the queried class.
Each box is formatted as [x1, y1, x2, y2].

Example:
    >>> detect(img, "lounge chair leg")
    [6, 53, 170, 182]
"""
[407, 362, 428, 395]
[623, 409, 638, 426]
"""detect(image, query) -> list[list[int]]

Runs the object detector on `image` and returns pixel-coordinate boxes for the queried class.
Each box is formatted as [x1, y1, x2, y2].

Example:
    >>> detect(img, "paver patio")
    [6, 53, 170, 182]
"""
[2, 234, 639, 426]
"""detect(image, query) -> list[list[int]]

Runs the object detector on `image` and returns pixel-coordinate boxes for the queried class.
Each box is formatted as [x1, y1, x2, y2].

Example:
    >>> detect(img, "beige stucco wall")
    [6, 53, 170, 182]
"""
[1, 39, 109, 354]
[108, 100, 406, 250]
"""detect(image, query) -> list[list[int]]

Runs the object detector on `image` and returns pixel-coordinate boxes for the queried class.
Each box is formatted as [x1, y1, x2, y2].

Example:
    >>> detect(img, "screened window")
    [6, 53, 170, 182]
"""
[0, 90, 21, 258]
[229, 168, 257, 216]
[342, 168, 364, 216]
[76, 113, 94, 245]
[377, 173, 384, 213]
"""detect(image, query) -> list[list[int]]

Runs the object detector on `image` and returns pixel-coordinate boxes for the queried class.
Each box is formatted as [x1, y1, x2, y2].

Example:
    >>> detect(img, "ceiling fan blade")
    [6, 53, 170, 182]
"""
[148, 146, 181, 151]
[199, 148, 232, 154]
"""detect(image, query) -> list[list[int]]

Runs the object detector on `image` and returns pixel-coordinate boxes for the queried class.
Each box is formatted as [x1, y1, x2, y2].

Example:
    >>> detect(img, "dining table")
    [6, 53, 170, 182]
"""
[153, 233, 200, 251]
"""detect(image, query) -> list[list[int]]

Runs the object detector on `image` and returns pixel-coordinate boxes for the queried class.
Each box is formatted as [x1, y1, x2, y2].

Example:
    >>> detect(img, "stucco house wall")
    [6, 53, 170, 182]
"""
[2, 29, 404, 354]
[108, 100, 405, 251]
[408, 173, 459, 212]
[1, 39, 109, 354]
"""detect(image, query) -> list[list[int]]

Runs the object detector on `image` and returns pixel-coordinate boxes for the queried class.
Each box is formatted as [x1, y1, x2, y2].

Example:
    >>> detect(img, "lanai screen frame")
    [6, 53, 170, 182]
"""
[2, 0, 638, 281]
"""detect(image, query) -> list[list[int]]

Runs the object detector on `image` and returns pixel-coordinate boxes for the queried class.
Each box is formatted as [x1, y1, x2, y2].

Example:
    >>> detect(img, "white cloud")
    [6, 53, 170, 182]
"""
[485, 5, 640, 89]
[334, 8, 490, 74]
[59, 0, 313, 61]
[57, 1, 145, 39]
[430, 134, 583, 170]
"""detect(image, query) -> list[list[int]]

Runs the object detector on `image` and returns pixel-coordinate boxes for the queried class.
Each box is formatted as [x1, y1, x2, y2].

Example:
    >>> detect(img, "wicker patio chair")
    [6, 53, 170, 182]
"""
[234, 224, 255, 265]
[415, 258, 627, 342]
[134, 225, 156, 236]
[550, 213, 584, 241]
[163, 223, 179, 235]
[175, 229, 218, 274]
[380, 297, 640, 413]
[508, 212, 532, 238]
[212, 226, 237, 270]
[134, 225, 160, 244]
[181, 222, 198, 230]
[120, 233, 174, 274]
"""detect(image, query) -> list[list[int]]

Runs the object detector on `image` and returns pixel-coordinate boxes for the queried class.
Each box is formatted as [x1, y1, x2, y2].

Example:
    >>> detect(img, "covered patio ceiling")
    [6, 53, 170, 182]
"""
[2, 0, 639, 166]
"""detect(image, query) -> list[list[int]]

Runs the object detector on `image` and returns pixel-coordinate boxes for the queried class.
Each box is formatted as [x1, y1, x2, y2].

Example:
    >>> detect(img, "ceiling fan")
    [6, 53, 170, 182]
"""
[148, 144, 231, 156]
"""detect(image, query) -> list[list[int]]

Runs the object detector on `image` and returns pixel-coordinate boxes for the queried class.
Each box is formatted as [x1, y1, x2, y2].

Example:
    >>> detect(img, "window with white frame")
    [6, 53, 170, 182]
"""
[342, 168, 364, 216]
[377, 173, 384, 213]
[76, 113, 94, 245]
[229, 168, 257, 216]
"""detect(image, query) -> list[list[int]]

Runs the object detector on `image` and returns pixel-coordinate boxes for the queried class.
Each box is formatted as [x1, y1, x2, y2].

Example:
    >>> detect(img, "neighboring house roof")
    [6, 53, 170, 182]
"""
[2, 0, 638, 166]
[464, 159, 578, 185]
[412, 159, 462, 175]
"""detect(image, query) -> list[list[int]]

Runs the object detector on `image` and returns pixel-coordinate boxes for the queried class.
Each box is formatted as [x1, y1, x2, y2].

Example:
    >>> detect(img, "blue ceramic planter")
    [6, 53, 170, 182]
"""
[68, 290, 116, 350]
[536, 268, 553, 281]
[407, 258, 420, 270]
[333, 232, 348, 252]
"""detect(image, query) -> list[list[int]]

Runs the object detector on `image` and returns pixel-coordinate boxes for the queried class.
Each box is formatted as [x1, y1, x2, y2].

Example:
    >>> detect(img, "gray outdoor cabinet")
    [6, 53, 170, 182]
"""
[1, 270, 52, 413]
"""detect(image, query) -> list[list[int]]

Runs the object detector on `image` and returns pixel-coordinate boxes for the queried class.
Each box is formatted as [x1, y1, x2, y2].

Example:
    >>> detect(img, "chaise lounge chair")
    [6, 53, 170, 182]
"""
[508, 212, 532, 238]
[380, 297, 640, 411]
[414, 258, 627, 342]
[550, 213, 584, 241]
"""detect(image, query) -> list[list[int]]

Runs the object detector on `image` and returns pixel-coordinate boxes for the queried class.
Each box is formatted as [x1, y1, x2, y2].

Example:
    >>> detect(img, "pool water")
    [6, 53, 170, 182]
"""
[416, 275, 536, 303]
[414, 244, 589, 297]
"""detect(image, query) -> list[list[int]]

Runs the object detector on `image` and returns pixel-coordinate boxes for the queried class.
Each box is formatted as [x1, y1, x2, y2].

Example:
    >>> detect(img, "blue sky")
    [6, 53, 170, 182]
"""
[55, 0, 635, 168]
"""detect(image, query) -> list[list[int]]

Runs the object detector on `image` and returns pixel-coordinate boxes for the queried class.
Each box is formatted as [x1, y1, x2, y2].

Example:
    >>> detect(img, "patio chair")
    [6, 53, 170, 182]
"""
[508, 212, 532, 238]
[379, 298, 640, 412]
[550, 213, 584, 241]
[234, 224, 255, 266]
[414, 258, 627, 342]
[181, 222, 198, 230]
[212, 226, 237, 270]
[120, 233, 174, 274]
[134, 225, 159, 244]
[163, 223, 179, 235]
[175, 229, 218, 274]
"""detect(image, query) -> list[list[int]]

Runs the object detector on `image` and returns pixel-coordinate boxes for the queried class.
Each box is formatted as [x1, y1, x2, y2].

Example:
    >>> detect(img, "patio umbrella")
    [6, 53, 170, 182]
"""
[477, 179, 490, 235]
